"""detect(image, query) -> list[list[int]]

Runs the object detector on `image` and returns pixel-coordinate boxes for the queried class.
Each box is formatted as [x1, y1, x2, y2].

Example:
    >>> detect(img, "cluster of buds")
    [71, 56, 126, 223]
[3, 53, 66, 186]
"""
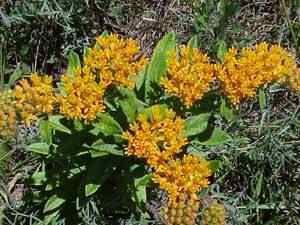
[163, 193, 200, 225]
[201, 200, 225, 225]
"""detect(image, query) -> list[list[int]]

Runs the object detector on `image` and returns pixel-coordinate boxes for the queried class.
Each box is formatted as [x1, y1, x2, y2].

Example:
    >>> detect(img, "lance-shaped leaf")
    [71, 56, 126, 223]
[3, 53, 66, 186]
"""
[66, 50, 80, 76]
[26, 143, 50, 155]
[93, 113, 123, 136]
[48, 115, 72, 134]
[220, 98, 235, 122]
[198, 127, 231, 146]
[188, 35, 199, 49]
[183, 113, 210, 137]
[43, 195, 66, 213]
[145, 32, 176, 96]
[90, 143, 123, 158]
[83, 157, 119, 197]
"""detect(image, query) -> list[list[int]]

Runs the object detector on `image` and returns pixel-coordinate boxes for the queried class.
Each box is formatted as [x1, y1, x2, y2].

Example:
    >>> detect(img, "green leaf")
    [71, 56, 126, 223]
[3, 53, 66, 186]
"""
[133, 174, 152, 205]
[26, 143, 50, 155]
[188, 35, 199, 48]
[0, 142, 9, 160]
[83, 157, 119, 197]
[74, 120, 84, 131]
[66, 50, 80, 76]
[94, 31, 109, 50]
[216, 39, 227, 62]
[258, 89, 267, 111]
[145, 32, 176, 95]
[118, 90, 143, 123]
[135, 67, 147, 91]
[255, 173, 264, 198]
[8, 64, 23, 86]
[43, 210, 60, 225]
[220, 98, 235, 122]
[85, 183, 100, 197]
[199, 128, 231, 146]
[43, 195, 66, 213]
[30, 171, 47, 186]
[90, 143, 123, 158]
[69, 166, 86, 177]
[100, 30, 109, 37]
[120, 99, 137, 123]
[209, 160, 222, 173]
[135, 174, 152, 188]
[0, 142, 9, 171]
[139, 213, 150, 225]
[45, 183, 58, 192]
[183, 113, 210, 137]
[48, 115, 72, 134]
[83, 47, 89, 59]
[139, 104, 169, 121]
[93, 113, 123, 136]
[39, 120, 52, 144]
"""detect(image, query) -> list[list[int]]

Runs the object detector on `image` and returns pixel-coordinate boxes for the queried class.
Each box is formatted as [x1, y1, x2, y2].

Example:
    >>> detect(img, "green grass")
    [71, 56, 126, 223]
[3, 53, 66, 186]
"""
[208, 88, 300, 225]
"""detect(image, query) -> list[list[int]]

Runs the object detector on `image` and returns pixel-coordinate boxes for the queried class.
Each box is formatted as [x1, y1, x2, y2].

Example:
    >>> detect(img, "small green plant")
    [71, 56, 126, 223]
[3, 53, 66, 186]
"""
[1, 31, 299, 225]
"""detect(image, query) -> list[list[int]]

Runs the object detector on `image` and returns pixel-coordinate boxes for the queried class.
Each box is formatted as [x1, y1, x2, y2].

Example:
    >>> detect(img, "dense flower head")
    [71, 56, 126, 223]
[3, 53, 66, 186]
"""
[122, 105, 187, 168]
[83, 34, 147, 89]
[153, 154, 211, 202]
[0, 89, 17, 139]
[57, 68, 105, 122]
[15, 73, 55, 124]
[163, 193, 200, 225]
[216, 42, 299, 105]
[161, 46, 214, 107]
[202, 200, 225, 225]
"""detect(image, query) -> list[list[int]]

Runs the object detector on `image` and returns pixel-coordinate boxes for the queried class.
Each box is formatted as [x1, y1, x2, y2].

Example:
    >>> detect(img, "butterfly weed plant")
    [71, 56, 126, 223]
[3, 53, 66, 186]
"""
[0, 32, 299, 225]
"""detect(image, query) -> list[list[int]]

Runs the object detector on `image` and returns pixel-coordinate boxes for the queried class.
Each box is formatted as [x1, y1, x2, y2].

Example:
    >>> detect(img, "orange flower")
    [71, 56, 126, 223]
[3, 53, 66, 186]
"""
[161, 46, 214, 107]
[84, 34, 147, 89]
[57, 68, 105, 122]
[216, 42, 299, 104]
[122, 105, 187, 168]
[153, 155, 211, 202]
[15, 73, 55, 124]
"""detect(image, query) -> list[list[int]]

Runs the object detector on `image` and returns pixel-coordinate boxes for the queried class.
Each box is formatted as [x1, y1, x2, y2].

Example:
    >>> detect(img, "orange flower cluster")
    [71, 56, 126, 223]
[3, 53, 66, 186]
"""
[201, 200, 225, 225]
[216, 42, 300, 105]
[163, 193, 200, 225]
[122, 105, 187, 168]
[15, 73, 55, 124]
[161, 46, 214, 107]
[0, 89, 16, 139]
[7, 35, 146, 125]
[153, 155, 211, 202]
[156, 155, 211, 224]
[123, 106, 212, 225]
[57, 68, 105, 122]
[84, 34, 147, 89]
